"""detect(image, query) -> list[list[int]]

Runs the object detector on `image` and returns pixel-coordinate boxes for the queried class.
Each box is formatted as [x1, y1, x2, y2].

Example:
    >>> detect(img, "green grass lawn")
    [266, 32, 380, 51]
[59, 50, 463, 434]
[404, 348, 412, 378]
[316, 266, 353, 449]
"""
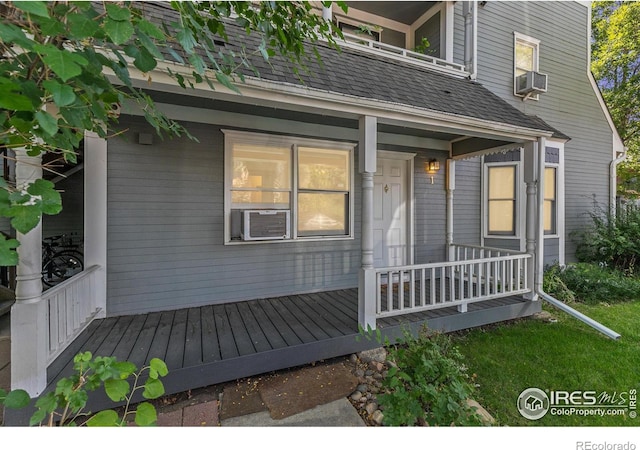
[454, 300, 640, 426]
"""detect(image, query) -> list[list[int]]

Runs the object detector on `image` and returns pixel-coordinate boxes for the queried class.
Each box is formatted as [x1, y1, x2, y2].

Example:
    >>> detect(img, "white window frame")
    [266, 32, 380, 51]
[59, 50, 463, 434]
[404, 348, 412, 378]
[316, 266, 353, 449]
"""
[543, 164, 559, 237]
[513, 32, 541, 99]
[543, 142, 565, 256]
[223, 129, 355, 245]
[483, 160, 523, 239]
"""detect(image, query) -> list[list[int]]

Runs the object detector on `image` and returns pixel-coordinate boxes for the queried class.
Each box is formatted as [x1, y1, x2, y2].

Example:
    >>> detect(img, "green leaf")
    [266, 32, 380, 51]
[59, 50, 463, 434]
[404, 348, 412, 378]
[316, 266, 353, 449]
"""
[0, 234, 20, 266]
[104, 18, 134, 45]
[142, 378, 165, 400]
[34, 111, 59, 136]
[67, 13, 100, 39]
[86, 409, 119, 427]
[6, 203, 42, 234]
[42, 80, 76, 107]
[39, 47, 88, 82]
[26, 178, 62, 215]
[0, 92, 33, 111]
[105, 3, 132, 21]
[13, 1, 50, 18]
[104, 378, 130, 402]
[137, 19, 165, 40]
[149, 358, 169, 377]
[112, 361, 137, 378]
[134, 402, 157, 426]
[134, 47, 157, 73]
[29, 409, 47, 426]
[215, 71, 241, 94]
[0, 389, 30, 409]
[0, 22, 35, 49]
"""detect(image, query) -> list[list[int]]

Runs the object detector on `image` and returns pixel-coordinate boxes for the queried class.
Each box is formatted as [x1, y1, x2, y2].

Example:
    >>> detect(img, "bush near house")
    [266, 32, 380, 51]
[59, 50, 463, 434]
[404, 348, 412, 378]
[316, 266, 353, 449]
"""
[377, 327, 484, 426]
[574, 202, 640, 275]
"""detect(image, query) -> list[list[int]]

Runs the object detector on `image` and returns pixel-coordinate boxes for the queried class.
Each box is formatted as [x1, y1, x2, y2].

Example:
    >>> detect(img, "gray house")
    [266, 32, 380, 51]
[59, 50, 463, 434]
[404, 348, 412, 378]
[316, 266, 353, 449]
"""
[6, 1, 623, 421]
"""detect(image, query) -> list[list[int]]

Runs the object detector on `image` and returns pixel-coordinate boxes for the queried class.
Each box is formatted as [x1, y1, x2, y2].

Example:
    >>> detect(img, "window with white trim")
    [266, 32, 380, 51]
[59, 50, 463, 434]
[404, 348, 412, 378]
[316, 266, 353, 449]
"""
[486, 164, 518, 236]
[514, 33, 540, 98]
[543, 166, 557, 235]
[224, 130, 354, 243]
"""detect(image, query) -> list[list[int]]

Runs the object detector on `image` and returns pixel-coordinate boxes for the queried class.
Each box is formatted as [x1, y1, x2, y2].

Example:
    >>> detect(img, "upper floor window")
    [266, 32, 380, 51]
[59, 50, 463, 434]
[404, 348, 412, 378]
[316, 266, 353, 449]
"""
[514, 33, 540, 98]
[224, 130, 354, 243]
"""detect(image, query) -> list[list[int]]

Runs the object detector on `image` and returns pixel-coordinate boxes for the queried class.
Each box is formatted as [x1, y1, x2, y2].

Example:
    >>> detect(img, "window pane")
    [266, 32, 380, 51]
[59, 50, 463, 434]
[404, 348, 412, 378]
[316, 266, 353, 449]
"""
[544, 200, 555, 233]
[232, 144, 291, 189]
[298, 192, 347, 235]
[488, 200, 515, 234]
[488, 166, 515, 199]
[516, 41, 535, 72]
[231, 191, 290, 208]
[298, 147, 349, 191]
[544, 167, 556, 200]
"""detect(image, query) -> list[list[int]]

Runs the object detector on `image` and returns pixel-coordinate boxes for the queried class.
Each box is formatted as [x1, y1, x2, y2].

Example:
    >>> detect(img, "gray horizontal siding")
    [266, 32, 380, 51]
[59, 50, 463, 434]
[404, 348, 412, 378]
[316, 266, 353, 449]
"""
[475, 1, 613, 261]
[452, 157, 481, 245]
[107, 117, 362, 316]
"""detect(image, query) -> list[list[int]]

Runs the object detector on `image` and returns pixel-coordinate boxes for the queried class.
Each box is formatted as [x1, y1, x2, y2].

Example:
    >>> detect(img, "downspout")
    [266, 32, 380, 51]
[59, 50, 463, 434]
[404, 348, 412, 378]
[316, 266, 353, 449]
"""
[532, 136, 621, 340]
[610, 147, 627, 213]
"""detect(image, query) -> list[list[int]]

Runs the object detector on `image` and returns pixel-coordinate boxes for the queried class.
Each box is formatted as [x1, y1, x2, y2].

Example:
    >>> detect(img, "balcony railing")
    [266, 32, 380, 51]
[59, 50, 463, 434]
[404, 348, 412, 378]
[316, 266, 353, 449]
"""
[375, 246, 531, 318]
[341, 33, 469, 77]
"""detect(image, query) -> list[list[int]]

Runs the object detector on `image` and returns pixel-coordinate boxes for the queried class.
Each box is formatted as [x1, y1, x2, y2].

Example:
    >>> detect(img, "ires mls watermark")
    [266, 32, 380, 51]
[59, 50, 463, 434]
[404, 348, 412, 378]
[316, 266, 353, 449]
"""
[517, 387, 637, 420]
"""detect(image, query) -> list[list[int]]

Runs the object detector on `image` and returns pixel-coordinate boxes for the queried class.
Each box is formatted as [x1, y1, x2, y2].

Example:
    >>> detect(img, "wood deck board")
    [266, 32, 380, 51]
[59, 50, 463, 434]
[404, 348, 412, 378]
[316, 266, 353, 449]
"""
[256, 299, 304, 347]
[213, 304, 238, 359]
[300, 293, 356, 335]
[236, 301, 276, 353]
[224, 303, 256, 356]
[183, 308, 203, 367]
[146, 311, 175, 363]
[278, 296, 333, 341]
[127, 312, 163, 368]
[93, 315, 135, 358]
[292, 294, 346, 338]
[111, 314, 147, 362]
[266, 296, 318, 344]
[316, 291, 358, 324]
[331, 290, 359, 314]
[200, 305, 222, 363]
[245, 300, 288, 350]
[164, 309, 188, 370]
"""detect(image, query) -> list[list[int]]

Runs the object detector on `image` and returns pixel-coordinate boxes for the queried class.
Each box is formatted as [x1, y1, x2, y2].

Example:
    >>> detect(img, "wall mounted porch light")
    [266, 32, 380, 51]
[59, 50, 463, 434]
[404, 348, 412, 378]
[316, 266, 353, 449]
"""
[425, 159, 440, 184]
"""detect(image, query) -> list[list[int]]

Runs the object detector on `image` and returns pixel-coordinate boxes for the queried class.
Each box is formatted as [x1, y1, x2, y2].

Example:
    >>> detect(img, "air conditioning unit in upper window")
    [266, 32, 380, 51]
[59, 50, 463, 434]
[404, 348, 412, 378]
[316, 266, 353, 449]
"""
[242, 210, 290, 241]
[516, 71, 548, 95]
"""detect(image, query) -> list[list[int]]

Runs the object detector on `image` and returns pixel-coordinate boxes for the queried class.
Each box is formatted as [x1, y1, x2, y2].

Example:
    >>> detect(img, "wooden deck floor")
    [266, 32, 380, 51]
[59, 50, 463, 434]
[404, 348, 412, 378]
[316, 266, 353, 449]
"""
[3, 288, 539, 425]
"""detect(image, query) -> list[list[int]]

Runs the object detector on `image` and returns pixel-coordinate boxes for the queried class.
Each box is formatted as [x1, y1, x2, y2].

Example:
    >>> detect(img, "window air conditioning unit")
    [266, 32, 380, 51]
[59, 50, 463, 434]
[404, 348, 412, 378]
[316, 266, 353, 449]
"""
[516, 71, 548, 95]
[242, 210, 291, 241]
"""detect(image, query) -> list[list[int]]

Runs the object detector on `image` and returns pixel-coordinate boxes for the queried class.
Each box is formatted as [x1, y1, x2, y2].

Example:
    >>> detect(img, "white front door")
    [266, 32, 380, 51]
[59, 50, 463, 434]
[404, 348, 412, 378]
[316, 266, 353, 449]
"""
[373, 155, 409, 267]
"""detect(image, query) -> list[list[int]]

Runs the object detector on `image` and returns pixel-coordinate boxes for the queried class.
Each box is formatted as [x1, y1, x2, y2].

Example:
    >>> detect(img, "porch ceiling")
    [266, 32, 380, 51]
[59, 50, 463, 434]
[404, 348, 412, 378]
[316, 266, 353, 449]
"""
[344, 1, 437, 25]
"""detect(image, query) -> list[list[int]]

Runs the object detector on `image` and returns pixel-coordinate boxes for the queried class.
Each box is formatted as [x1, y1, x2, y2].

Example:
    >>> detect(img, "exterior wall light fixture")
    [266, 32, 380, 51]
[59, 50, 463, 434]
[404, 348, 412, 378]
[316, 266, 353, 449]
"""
[425, 159, 440, 184]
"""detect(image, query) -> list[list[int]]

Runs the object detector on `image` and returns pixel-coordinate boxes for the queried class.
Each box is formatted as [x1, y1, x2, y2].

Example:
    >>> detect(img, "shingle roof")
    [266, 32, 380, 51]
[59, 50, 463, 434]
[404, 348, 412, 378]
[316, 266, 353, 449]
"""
[139, 2, 566, 138]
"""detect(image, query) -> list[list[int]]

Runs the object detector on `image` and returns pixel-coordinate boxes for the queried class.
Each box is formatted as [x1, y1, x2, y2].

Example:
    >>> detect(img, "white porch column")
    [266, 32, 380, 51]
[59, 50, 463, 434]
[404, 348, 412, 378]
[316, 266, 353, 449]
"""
[523, 141, 538, 301]
[536, 137, 546, 295]
[11, 149, 47, 395]
[358, 116, 377, 330]
[446, 159, 455, 262]
[84, 131, 108, 319]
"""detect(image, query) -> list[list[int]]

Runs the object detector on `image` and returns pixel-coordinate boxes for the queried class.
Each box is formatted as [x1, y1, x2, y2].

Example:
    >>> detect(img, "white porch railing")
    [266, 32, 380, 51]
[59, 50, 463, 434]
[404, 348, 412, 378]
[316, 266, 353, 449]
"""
[43, 265, 103, 364]
[375, 246, 531, 318]
[341, 33, 469, 77]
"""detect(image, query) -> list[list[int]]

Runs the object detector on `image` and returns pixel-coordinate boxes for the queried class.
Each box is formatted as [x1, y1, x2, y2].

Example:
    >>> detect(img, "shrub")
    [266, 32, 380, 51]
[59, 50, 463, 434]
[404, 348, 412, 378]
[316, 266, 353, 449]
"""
[378, 327, 484, 426]
[544, 263, 640, 305]
[574, 202, 640, 275]
[1, 352, 168, 426]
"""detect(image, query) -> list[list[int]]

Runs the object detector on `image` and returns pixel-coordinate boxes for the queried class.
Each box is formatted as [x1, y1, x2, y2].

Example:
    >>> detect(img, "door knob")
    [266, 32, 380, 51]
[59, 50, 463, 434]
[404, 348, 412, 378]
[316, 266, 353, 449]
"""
[384, 184, 389, 193]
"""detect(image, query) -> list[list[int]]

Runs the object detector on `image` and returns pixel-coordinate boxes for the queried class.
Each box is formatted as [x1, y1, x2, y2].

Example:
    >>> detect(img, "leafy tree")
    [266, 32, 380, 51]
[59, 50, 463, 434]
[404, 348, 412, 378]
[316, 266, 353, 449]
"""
[0, 0, 347, 265]
[591, 1, 640, 198]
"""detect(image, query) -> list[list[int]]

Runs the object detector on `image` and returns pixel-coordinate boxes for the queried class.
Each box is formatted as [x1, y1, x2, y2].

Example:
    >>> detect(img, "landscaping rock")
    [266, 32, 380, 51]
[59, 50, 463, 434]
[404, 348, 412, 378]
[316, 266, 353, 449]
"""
[372, 410, 384, 425]
[466, 399, 496, 425]
[357, 348, 387, 363]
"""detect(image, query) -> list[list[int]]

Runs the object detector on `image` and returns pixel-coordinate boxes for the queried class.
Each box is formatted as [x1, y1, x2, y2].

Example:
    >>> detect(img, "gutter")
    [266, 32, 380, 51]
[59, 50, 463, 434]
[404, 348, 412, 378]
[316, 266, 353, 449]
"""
[610, 147, 628, 211]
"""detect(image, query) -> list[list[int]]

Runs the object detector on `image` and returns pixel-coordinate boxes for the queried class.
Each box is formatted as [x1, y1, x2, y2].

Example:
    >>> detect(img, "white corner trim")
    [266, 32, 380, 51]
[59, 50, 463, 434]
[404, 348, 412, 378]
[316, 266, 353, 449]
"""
[587, 72, 625, 156]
